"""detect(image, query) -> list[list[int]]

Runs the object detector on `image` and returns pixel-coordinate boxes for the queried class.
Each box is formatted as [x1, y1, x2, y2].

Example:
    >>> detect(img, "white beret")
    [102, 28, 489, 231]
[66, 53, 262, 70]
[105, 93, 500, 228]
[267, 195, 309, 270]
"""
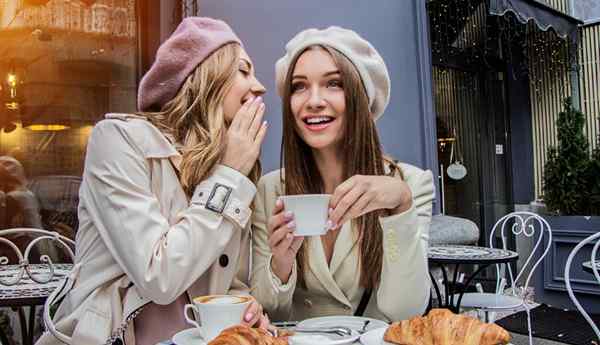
[275, 26, 391, 120]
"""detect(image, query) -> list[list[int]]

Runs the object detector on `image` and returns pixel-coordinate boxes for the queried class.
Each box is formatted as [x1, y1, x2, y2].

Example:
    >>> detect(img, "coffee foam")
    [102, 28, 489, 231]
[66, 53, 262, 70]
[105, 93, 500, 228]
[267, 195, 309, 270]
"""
[195, 295, 250, 304]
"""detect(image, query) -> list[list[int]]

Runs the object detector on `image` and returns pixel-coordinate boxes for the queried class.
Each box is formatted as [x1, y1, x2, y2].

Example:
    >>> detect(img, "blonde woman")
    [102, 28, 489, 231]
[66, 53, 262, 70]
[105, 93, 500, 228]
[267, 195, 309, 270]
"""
[38, 18, 269, 345]
[251, 27, 434, 323]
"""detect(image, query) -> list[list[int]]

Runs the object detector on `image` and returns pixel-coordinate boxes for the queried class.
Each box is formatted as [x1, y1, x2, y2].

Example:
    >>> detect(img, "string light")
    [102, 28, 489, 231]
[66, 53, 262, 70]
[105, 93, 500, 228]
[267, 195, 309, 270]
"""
[7, 73, 16, 87]
[427, 0, 578, 93]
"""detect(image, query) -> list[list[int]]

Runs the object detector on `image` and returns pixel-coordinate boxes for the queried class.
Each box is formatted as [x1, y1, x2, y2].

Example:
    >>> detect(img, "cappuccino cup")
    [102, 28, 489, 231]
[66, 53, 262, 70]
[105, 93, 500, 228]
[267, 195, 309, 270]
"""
[280, 194, 331, 236]
[183, 294, 251, 340]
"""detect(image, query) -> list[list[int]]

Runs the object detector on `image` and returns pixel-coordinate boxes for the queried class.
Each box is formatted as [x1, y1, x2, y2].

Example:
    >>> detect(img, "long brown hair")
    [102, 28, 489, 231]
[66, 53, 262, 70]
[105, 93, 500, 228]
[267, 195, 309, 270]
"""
[281, 45, 401, 289]
[138, 43, 260, 195]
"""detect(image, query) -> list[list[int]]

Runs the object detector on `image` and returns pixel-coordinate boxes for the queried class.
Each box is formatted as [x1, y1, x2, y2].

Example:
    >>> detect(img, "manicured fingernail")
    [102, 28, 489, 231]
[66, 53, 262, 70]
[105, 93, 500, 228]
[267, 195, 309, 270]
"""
[284, 211, 294, 219]
[331, 222, 338, 229]
[256, 96, 262, 103]
[287, 220, 296, 228]
[245, 313, 253, 321]
[329, 208, 333, 214]
[263, 120, 268, 127]
[326, 220, 332, 229]
[276, 199, 282, 207]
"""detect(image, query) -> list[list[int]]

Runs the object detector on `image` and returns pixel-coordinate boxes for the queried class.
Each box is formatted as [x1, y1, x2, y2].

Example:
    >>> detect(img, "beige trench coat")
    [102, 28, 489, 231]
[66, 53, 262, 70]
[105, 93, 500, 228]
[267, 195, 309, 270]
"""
[250, 163, 434, 323]
[36, 113, 254, 345]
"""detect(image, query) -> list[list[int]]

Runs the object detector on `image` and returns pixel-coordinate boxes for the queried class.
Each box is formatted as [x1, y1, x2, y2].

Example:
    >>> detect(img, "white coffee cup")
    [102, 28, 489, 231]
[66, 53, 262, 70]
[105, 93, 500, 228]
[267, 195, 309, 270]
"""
[280, 194, 331, 236]
[183, 294, 251, 341]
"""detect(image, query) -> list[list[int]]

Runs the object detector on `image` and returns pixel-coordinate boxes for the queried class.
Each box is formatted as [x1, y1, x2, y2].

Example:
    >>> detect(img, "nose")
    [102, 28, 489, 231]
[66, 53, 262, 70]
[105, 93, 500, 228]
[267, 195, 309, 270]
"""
[307, 86, 326, 110]
[250, 75, 266, 97]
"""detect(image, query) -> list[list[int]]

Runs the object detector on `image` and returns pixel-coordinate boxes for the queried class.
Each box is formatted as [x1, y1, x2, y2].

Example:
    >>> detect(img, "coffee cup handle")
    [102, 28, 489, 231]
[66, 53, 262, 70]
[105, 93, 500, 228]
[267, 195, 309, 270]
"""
[184, 304, 205, 338]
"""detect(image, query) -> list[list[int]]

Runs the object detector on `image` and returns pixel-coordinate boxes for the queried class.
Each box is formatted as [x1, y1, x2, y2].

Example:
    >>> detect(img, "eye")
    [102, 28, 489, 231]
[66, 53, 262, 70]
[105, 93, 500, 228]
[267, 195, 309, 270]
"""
[239, 68, 250, 76]
[327, 79, 342, 88]
[291, 82, 306, 93]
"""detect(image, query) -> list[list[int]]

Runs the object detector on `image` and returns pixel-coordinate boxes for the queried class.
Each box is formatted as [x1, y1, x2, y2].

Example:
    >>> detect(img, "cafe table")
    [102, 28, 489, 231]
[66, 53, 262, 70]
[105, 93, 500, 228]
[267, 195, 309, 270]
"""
[0, 263, 73, 345]
[428, 244, 519, 313]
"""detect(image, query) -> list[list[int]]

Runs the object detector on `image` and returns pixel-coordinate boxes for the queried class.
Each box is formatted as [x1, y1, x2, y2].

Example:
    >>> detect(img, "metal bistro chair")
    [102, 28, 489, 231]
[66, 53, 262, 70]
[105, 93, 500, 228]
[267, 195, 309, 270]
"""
[454, 212, 552, 345]
[0, 228, 75, 345]
[565, 231, 600, 342]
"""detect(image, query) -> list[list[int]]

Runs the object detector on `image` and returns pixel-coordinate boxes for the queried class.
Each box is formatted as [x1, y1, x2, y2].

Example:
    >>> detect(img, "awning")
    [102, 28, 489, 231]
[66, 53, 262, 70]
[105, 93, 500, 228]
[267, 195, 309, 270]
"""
[488, 0, 583, 39]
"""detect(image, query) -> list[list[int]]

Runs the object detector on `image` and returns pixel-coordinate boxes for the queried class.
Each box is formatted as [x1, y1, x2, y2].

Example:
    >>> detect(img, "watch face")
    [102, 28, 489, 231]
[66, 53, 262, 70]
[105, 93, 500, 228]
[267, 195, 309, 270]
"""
[447, 162, 467, 180]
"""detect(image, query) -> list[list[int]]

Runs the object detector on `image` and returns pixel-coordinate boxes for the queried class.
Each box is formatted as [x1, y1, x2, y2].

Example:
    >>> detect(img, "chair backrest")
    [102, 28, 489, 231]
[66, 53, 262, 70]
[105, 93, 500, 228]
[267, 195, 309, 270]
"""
[0, 228, 75, 286]
[565, 231, 600, 340]
[27, 175, 82, 238]
[489, 211, 552, 296]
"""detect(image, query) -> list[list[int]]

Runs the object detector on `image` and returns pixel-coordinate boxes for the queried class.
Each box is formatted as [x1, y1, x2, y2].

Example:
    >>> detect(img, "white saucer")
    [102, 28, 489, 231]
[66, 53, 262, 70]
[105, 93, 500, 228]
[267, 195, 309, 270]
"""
[172, 328, 207, 345]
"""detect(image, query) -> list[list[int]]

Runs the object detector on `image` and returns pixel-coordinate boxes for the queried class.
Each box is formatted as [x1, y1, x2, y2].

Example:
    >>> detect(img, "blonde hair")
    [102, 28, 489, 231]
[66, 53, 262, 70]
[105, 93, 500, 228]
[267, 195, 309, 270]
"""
[138, 43, 260, 195]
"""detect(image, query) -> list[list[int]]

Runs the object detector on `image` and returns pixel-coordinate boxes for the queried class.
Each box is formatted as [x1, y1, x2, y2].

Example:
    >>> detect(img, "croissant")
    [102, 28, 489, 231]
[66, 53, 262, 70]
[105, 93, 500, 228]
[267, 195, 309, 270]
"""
[208, 325, 289, 345]
[384, 308, 511, 345]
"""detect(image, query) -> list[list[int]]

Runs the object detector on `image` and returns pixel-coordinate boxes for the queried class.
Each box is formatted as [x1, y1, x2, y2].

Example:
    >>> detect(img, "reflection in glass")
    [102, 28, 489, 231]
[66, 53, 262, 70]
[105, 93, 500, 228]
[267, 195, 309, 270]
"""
[0, 0, 138, 238]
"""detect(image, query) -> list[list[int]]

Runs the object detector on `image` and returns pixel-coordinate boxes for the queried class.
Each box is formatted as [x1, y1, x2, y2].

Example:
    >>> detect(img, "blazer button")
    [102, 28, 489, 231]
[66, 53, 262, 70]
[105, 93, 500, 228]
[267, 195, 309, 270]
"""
[219, 254, 229, 267]
[303, 298, 313, 308]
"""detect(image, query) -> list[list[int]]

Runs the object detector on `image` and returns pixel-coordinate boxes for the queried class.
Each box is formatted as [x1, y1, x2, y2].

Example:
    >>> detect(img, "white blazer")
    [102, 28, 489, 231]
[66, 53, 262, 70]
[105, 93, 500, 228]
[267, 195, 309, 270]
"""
[250, 163, 434, 323]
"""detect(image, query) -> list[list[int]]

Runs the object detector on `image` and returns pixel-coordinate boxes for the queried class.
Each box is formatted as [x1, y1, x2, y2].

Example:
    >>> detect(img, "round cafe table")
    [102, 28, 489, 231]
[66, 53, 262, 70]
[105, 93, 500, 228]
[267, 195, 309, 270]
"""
[0, 263, 73, 345]
[428, 245, 519, 313]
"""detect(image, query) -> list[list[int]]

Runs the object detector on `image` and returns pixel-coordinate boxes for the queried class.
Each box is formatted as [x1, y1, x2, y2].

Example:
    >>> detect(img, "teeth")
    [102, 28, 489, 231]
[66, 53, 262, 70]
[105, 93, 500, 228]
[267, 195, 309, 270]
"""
[306, 116, 332, 124]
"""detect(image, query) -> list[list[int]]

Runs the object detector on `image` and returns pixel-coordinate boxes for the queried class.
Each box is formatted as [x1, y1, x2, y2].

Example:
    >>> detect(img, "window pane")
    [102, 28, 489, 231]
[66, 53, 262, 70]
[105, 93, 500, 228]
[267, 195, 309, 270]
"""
[0, 0, 138, 240]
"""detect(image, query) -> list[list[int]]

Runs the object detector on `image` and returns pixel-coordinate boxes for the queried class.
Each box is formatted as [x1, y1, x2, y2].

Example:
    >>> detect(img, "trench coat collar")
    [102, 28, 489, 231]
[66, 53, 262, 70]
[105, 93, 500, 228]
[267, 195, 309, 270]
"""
[105, 113, 182, 168]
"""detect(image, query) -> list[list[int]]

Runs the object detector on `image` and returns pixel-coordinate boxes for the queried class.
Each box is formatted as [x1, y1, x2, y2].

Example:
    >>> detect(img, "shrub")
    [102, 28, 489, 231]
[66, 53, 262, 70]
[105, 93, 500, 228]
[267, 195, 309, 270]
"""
[543, 98, 598, 215]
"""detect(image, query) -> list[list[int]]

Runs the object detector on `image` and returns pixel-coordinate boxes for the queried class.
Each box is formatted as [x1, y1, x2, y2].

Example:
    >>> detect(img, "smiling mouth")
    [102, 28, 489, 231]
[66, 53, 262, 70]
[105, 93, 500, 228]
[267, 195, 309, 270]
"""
[302, 116, 334, 125]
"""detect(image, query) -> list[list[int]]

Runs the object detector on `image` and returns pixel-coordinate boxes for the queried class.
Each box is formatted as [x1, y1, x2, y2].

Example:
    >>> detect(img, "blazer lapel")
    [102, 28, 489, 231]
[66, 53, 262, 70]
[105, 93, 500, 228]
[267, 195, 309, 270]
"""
[329, 222, 359, 275]
[307, 236, 351, 307]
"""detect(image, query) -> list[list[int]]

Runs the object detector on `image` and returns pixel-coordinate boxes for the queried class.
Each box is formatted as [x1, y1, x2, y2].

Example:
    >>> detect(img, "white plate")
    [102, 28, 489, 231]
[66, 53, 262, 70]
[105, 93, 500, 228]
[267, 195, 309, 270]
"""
[359, 327, 516, 345]
[289, 333, 360, 345]
[294, 316, 388, 345]
[172, 328, 207, 345]
[359, 328, 392, 345]
[297, 315, 388, 332]
[171, 326, 359, 345]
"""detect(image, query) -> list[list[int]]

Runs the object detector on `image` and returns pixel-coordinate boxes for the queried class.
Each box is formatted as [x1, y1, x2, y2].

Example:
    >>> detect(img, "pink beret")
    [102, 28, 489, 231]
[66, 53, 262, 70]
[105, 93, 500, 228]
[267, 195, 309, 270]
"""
[138, 17, 241, 112]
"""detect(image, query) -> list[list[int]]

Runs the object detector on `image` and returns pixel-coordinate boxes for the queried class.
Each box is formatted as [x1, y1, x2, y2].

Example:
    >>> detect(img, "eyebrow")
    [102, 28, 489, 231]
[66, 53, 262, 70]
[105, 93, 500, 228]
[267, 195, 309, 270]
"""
[292, 70, 341, 80]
